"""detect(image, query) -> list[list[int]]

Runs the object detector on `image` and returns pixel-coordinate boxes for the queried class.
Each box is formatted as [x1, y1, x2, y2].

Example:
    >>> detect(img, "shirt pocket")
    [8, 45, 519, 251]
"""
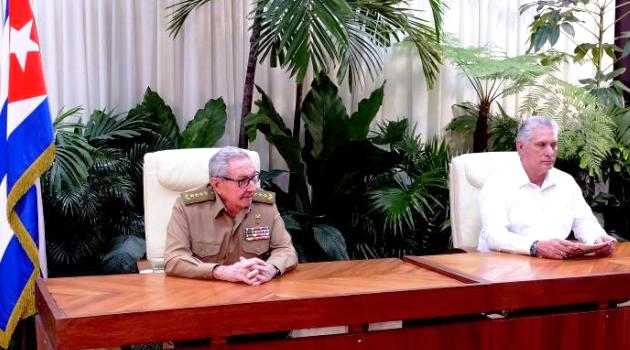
[242, 240, 270, 258]
[192, 241, 221, 259]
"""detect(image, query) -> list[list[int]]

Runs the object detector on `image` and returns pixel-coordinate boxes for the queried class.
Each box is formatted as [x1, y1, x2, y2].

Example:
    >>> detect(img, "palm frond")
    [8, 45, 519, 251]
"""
[84, 110, 151, 144]
[166, 0, 212, 38]
[45, 108, 96, 193]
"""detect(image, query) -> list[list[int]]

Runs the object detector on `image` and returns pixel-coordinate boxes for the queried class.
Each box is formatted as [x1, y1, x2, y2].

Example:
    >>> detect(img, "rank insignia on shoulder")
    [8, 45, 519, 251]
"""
[252, 190, 275, 204]
[181, 188, 216, 205]
[244, 226, 270, 241]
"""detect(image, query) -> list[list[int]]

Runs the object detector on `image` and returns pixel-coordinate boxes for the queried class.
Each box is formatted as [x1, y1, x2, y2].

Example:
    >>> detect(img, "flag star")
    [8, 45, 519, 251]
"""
[9, 20, 39, 71]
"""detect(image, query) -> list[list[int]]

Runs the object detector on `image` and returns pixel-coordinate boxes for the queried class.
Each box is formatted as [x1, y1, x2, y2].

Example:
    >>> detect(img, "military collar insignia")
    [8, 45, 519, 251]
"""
[252, 190, 275, 204]
[181, 187, 216, 205]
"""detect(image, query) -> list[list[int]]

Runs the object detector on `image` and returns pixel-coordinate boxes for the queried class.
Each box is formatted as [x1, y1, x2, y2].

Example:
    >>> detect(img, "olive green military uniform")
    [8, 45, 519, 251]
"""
[164, 185, 298, 279]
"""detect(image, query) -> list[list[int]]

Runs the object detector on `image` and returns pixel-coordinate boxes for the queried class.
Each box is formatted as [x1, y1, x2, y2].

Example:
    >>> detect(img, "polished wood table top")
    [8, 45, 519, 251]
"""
[37, 248, 630, 349]
[405, 242, 630, 283]
[40, 258, 466, 318]
[38, 258, 488, 349]
[404, 242, 630, 311]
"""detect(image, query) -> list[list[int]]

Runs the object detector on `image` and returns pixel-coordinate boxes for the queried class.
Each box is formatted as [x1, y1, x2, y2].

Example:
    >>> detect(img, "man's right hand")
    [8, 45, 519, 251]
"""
[534, 239, 581, 259]
[212, 258, 264, 286]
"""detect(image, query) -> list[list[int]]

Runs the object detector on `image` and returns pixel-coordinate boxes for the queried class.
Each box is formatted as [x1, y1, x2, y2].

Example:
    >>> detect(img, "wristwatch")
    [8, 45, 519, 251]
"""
[529, 240, 539, 257]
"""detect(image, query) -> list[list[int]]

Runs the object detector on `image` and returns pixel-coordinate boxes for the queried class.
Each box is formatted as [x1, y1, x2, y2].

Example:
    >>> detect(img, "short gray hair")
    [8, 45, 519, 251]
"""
[208, 146, 251, 178]
[516, 116, 559, 145]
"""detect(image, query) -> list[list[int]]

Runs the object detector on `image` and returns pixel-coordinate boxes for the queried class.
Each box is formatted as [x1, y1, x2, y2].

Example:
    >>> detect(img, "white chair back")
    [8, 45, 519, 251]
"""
[449, 152, 520, 248]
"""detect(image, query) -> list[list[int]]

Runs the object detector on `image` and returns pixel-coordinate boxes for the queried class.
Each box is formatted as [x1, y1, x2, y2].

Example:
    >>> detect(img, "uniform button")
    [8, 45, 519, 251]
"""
[256, 247, 261, 253]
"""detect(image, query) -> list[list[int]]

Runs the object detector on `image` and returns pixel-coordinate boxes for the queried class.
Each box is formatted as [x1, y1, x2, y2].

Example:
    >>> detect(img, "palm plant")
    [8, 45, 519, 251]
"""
[43, 107, 157, 276]
[43, 89, 228, 276]
[167, 0, 444, 148]
[246, 73, 452, 260]
[443, 44, 551, 152]
[246, 72, 404, 261]
[446, 101, 520, 152]
[598, 110, 630, 238]
[362, 123, 451, 258]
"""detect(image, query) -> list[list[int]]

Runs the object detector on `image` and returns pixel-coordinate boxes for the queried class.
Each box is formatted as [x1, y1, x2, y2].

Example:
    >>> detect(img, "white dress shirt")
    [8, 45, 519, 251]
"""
[477, 163, 606, 255]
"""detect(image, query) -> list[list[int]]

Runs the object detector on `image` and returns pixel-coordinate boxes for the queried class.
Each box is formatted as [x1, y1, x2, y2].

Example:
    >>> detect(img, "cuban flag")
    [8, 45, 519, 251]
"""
[0, 0, 55, 347]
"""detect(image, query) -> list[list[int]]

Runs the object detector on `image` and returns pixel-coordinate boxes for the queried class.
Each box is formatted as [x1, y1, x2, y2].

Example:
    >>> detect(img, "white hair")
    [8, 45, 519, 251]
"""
[516, 116, 559, 145]
[208, 146, 251, 178]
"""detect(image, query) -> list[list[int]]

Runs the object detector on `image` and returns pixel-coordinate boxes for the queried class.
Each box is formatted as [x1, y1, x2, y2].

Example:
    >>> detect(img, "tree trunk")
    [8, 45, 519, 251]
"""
[292, 83, 303, 137]
[615, 0, 630, 104]
[473, 100, 490, 152]
[238, 10, 263, 148]
[288, 83, 304, 210]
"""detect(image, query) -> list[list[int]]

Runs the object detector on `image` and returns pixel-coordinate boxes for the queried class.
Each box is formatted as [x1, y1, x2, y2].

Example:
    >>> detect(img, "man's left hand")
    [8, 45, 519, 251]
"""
[593, 235, 617, 256]
[240, 257, 278, 284]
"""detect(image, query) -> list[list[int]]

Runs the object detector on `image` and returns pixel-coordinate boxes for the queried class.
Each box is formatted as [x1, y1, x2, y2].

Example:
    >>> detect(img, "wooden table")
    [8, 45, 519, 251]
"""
[405, 243, 630, 349]
[36, 244, 630, 350]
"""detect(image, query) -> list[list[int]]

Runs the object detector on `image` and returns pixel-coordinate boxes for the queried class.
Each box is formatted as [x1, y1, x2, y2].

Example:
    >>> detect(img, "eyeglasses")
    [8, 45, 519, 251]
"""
[219, 171, 260, 189]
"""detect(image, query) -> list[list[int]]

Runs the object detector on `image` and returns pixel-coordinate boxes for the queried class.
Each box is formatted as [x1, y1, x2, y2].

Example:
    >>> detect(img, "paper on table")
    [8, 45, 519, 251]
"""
[575, 242, 612, 255]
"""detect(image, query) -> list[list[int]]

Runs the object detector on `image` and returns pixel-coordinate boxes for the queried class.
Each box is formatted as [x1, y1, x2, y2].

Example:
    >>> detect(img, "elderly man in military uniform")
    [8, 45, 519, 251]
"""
[164, 146, 298, 285]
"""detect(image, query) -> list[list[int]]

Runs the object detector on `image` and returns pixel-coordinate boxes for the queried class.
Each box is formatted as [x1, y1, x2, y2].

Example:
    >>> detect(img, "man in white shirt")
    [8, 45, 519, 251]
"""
[477, 116, 616, 259]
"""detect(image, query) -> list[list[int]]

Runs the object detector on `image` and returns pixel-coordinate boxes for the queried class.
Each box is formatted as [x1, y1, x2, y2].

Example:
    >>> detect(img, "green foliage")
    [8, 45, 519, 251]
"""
[446, 102, 477, 135]
[248, 72, 450, 260]
[43, 88, 227, 276]
[169, 0, 444, 89]
[446, 102, 519, 152]
[43, 107, 158, 276]
[47, 107, 95, 193]
[313, 225, 350, 261]
[521, 0, 630, 108]
[598, 109, 630, 239]
[443, 43, 550, 151]
[247, 72, 399, 260]
[489, 104, 520, 152]
[364, 127, 452, 257]
[179, 98, 227, 148]
[103, 236, 147, 274]
[520, 76, 615, 179]
[245, 88, 310, 211]
[443, 45, 550, 82]
[521, 1, 630, 237]
[127, 87, 179, 143]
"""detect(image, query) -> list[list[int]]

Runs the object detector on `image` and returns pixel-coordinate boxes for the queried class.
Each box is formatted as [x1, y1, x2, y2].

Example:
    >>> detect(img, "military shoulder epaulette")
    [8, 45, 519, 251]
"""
[252, 190, 275, 204]
[181, 188, 216, 205]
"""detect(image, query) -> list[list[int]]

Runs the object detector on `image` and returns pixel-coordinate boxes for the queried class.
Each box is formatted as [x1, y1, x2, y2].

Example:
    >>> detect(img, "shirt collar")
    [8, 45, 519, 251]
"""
[209, 186, 225, 219]
[541, 168, 559, 190]
[514, 162, 558, 190]
[209, 186, 252, 219]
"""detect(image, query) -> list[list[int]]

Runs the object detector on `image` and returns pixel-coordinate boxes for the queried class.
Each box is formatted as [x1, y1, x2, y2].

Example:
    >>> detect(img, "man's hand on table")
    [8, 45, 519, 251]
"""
[534, 239, 582, 259]
[592, 235, 617, 257]
[212, 257, 278, 286]
[534, 237, 617, 259]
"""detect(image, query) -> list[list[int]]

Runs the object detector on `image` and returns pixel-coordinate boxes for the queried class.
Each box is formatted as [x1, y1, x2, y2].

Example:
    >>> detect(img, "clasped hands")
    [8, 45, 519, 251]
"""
[212, 257, 278, 286]
[534, 235, 617, 259]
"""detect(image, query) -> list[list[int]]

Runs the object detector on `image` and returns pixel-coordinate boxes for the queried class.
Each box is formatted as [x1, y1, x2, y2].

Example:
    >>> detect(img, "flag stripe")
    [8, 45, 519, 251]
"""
[6, 98, 54, 189]
[0, 237, 33, 325]
[0, 0, 55, 347]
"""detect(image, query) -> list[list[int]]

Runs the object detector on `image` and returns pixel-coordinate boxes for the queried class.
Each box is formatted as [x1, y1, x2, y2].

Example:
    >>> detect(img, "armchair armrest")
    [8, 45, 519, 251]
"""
[136, 259, 163, 274]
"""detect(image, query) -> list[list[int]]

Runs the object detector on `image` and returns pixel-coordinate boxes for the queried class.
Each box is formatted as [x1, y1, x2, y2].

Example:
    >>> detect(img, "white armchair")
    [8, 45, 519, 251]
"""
[448, 152, 520, 249]
[142, 148, 260, 272]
